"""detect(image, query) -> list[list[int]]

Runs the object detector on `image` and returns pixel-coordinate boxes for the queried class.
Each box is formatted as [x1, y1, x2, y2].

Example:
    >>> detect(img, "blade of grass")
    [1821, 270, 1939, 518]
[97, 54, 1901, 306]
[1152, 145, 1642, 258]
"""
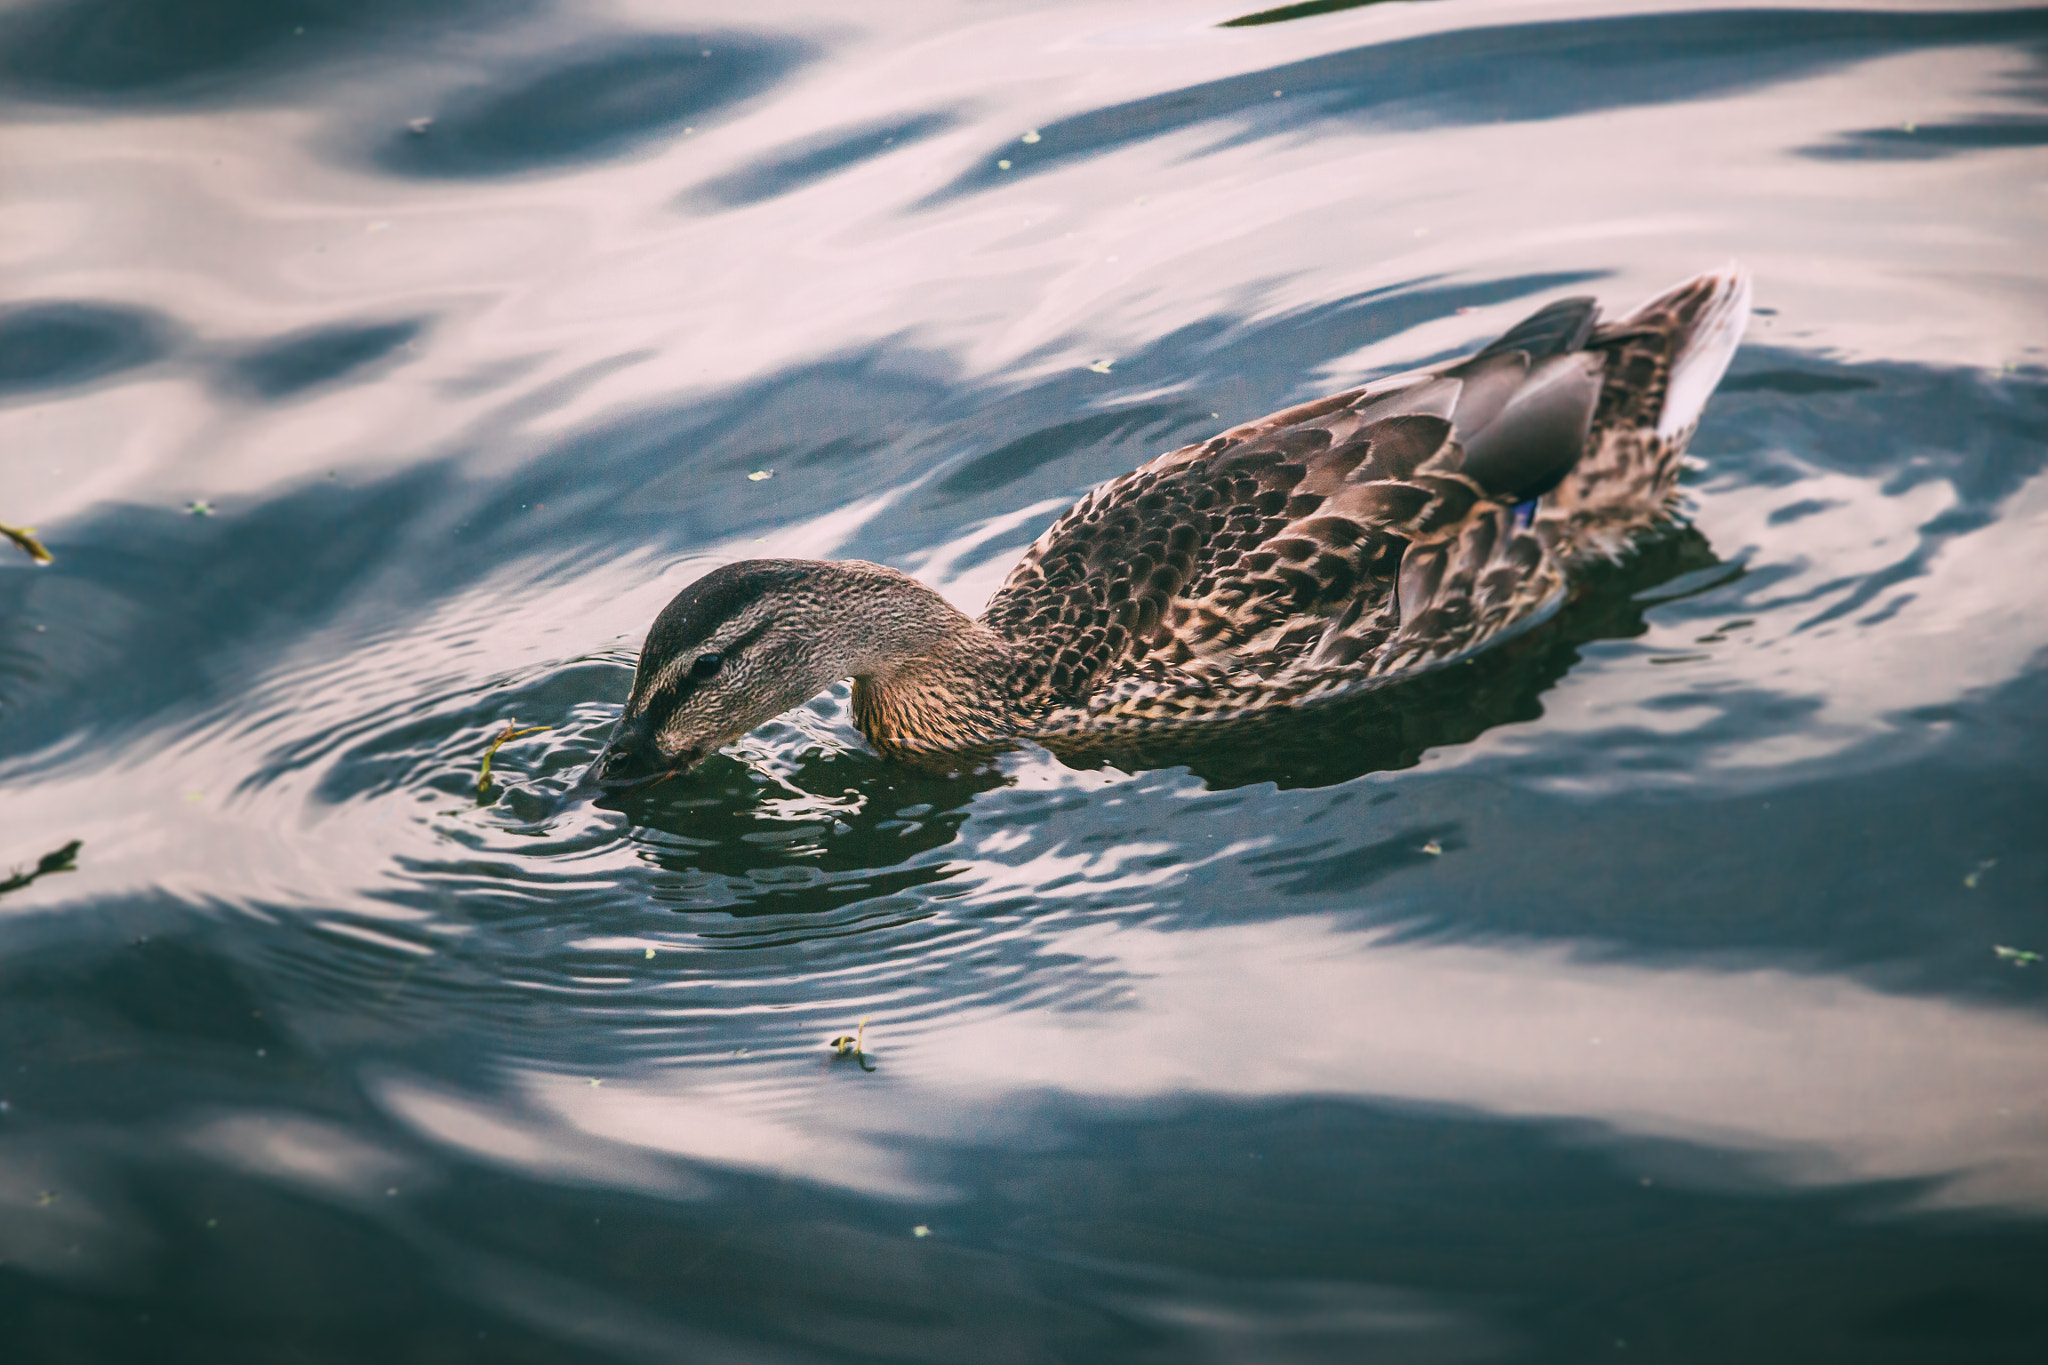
[478, 723, 552, 794]
[2, 523, 53, 565]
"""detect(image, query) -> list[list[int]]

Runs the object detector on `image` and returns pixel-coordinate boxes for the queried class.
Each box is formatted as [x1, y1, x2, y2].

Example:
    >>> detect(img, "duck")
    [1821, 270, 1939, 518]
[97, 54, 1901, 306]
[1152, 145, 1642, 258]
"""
[590, 265, 1751, 788]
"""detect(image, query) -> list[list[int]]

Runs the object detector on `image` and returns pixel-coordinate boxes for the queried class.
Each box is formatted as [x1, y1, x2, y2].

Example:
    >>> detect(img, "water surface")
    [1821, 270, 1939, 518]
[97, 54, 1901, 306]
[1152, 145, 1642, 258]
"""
[4, 1, 2047, 1360]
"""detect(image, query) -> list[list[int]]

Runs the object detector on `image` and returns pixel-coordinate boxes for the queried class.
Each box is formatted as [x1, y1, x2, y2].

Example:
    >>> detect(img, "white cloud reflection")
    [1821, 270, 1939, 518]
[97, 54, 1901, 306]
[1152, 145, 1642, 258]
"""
[441, 917, 2048, 1215]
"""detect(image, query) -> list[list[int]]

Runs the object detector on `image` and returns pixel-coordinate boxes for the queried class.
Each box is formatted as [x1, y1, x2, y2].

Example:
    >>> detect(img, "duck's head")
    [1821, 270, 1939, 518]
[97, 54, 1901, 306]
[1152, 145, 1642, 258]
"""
[587, 558, 982, 790]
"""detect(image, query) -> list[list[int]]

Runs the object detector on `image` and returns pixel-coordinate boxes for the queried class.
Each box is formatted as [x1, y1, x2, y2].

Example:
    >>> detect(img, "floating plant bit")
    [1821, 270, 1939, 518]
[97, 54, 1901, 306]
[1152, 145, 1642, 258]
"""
[1994, 945, 2041, 967]
[1087, 359, 1113, 374]
[477, 722, 552, 794]
[2, 522, 52, 564]
[830, 1015, 875, 1071]
[748, 469, 774, 482]
[0, 839, 81, 897]
[829, 1015, 867, 1055]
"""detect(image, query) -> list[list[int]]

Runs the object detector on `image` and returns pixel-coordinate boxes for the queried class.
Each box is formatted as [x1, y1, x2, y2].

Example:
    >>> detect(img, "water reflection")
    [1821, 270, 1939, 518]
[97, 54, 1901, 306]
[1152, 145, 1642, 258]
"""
[409, 916, 2048, 1212]
[222, 316, 426, 400]
[0, 301, 177, 398]
[4, 0, 2048, 1357]
[924, 5, 2048, 204]
[684, 111, 963, 212]
[1807, 115, 2048, 159]
[0, 0, 536, 103]
[376, 33, 812, 179]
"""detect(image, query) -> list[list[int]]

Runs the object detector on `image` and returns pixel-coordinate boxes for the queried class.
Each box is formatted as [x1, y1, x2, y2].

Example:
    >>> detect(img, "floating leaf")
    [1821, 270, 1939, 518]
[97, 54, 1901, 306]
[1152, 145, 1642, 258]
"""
[477, 722, 552, 794]
[830, 1015, 875, 1071]
[1087, 359, 1113, 374]
[1994, 945, 2041, 966]
[1219, 2, 1402, 32]
[1020, 130, 1040, 144]
[187, 500, 214, 516]
[748, 469, 774, 482]
[912, 1224, 930, 1237]
[1421, 840, 1443, 856]
[1, 839, 81, 897]
[2, 522, 53, 565]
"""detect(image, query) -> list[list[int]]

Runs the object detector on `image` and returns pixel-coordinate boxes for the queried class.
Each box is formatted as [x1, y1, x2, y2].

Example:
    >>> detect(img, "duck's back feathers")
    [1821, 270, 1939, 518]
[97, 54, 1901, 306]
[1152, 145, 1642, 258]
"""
[979, 266, 1751, 736]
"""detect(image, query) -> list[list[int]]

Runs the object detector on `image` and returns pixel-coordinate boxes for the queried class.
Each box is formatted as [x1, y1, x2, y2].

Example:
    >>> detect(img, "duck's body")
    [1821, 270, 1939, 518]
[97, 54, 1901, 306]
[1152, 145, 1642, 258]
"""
[596, 267, 1751, 784]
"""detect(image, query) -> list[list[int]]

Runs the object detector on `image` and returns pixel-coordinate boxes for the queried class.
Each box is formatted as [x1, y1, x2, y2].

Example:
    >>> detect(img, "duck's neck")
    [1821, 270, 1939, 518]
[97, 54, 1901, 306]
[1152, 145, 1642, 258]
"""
[811, 562, 1018, 756]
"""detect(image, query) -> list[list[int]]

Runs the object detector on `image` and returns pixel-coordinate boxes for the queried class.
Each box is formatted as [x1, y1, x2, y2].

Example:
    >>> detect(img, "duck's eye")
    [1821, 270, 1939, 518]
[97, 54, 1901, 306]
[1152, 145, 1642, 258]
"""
[692, 653, 722, 678]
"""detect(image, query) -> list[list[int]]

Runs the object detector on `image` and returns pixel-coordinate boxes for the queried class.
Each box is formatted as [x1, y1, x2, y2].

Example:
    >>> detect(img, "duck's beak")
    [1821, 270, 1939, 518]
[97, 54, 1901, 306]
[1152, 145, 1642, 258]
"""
[572, 713, 701, 799]
[541, 743, 674, 818]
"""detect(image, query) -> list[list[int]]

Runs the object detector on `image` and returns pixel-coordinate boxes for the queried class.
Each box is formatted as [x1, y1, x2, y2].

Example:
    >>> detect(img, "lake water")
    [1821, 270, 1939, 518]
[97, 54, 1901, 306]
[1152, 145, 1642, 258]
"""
[3, 1, 2047, 1360]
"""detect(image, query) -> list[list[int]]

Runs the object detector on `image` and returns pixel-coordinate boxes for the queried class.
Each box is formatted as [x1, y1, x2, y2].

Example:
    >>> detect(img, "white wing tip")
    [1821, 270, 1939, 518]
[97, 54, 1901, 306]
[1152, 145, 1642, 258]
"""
[1655, 262, 1753, 441]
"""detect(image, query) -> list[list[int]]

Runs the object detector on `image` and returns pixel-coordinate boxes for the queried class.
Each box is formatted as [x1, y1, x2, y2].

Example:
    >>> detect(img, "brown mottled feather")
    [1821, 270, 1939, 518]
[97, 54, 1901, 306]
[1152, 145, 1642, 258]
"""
[980, 267, 1750, 738]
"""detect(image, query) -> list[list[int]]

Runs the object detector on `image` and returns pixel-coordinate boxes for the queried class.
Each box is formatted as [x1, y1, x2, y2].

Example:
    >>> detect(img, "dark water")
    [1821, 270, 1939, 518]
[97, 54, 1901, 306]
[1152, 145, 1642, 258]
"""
[4, 1, 2047, 1360]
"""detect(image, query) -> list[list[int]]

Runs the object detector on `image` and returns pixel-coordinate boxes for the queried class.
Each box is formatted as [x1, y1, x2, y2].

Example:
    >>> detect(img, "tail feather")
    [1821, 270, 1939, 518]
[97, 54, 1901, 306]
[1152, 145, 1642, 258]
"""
[1653, 263, 1752, 441]
[1543, 264, 1753, 562]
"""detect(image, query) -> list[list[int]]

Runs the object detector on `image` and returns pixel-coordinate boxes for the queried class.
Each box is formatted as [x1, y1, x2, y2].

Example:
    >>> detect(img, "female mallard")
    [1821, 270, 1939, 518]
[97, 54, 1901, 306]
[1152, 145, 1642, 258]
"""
[593, 266, 1750, 786]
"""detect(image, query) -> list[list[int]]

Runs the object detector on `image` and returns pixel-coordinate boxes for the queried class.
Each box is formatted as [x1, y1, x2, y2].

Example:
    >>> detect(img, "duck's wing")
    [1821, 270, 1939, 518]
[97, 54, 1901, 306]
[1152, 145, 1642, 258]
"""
[982, 299, 1603, 713]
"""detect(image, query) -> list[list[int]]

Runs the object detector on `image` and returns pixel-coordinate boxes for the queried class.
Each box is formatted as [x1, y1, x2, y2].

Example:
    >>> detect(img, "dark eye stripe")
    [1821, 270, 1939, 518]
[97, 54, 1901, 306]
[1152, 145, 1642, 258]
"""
[645, 616, 777, 714]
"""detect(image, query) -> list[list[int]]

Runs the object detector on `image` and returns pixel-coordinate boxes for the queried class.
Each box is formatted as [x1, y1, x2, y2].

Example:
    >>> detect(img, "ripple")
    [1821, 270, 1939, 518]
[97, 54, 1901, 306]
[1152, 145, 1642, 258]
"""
[0, 300, 177, 398]
[0, 0, 534, 104]
[375, 33, 811, 179]
[220, 316, 427, 401]
[6, 6, 2048, 1352]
